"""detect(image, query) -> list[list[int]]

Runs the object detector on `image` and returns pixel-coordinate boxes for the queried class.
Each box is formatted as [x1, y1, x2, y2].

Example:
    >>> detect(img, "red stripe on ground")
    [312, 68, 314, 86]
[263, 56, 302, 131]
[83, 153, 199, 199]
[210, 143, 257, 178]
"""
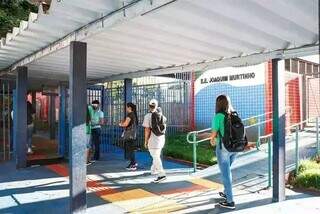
[87, 179, 118, 196]
[27, 154, 47, 160]
[46, 164, 118, 197]
[46, 164, 69, 177]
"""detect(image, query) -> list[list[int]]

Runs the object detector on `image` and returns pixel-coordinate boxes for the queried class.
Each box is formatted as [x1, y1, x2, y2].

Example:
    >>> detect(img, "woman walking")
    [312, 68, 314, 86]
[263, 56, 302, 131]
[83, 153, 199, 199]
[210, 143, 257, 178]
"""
[119, 102, 138, 170]
[210, 95, 237, 210]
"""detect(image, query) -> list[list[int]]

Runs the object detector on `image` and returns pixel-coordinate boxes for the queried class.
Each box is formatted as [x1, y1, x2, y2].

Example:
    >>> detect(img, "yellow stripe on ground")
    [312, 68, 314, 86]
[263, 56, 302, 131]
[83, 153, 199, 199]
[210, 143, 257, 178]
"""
[189, 178, 223, 190]
[101, 188, 185, 213]
[101, 189, 154, 202]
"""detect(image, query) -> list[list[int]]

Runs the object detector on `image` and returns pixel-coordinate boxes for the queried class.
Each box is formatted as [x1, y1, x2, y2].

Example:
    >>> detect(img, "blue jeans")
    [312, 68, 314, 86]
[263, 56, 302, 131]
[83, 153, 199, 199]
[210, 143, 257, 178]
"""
[91, 128, 101, 160]
[216, 142, 237, 203]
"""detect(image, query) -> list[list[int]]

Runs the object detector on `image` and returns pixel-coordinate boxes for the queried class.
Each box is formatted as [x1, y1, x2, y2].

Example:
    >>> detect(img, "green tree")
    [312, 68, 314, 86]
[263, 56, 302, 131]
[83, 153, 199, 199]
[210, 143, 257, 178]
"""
[0, 0, 37, 38]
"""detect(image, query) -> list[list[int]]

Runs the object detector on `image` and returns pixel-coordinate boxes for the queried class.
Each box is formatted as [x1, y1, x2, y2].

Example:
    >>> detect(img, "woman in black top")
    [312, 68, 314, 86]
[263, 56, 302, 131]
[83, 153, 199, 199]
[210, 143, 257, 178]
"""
[119, 102, 138, 170]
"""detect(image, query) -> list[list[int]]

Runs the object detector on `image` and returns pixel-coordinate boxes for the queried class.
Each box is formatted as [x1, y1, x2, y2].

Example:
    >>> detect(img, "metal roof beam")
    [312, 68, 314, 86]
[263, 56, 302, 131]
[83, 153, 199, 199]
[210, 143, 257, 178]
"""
[4, 0, 177, 73]
[61, 0, 119, 13]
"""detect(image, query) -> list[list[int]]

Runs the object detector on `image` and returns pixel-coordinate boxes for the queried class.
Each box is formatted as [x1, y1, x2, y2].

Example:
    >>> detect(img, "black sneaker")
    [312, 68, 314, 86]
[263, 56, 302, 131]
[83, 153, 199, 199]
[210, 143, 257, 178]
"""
[218, 200, 235, 210]
[152, 176, 167, 183]
[126, 164, 137, 171]
[219, 192, 227, 199]
[126, 163, 132, 169]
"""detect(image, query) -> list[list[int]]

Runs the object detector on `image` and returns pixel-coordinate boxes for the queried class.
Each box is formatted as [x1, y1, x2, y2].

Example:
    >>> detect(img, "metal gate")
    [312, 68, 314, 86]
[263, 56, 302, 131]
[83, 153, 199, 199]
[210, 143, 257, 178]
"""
[0, 81, 12, 162]
[99, 80, 191, 153]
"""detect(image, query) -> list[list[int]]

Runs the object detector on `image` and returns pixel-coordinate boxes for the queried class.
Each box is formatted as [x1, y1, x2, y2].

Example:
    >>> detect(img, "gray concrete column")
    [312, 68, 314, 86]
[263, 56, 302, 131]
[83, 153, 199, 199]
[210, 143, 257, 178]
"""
[58, 84, 67, 157]
[69, 41, 87, 213]
[15, 66, 28, 169]
[272, 59, 286, 202]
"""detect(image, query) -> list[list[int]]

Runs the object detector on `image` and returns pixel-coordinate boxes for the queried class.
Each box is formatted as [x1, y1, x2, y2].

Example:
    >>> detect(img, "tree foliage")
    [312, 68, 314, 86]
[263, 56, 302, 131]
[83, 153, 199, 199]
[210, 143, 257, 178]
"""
[0, 0, 37, 38]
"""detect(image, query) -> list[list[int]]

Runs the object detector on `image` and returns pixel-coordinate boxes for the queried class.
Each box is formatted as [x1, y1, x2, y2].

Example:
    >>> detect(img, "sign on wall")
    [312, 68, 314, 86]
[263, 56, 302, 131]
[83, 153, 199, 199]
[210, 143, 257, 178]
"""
[195, 63, 265, 95]
[194, 63, 266, 129]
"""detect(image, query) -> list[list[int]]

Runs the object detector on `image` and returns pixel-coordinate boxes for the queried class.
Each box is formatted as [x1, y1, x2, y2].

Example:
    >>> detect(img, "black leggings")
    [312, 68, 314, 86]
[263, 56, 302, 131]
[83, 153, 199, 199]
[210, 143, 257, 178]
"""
[125, 139, 136, 164]
[92, 128, 101, 160]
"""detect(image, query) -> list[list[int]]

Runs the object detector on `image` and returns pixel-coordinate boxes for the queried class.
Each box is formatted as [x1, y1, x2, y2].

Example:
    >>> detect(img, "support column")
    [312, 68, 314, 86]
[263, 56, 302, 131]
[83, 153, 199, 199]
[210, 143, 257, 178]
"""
[15, 67, 28, 169]
[272, 59, 286, 202]
[12, 89, 17, 158]
[301, 74, 307, 129]
[69, 41, 87, 213]
[48, 95, 56, 139]
[31, 91, 37, 134]
[58, 84, 67, 157]
[124, 78, 132, 116]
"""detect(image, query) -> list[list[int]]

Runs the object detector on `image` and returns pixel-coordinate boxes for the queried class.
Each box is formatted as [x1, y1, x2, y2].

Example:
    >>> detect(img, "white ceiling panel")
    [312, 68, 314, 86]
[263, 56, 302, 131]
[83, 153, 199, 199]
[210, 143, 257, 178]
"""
[0, 0, 318, 82]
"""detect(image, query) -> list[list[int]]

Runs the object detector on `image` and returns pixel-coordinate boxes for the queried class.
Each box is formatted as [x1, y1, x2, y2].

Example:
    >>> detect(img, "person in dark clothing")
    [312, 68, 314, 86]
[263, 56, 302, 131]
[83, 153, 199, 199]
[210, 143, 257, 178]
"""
[119, 102, 138, 170]
[27, 101, 36, 153]
[90, 100, 105, 161]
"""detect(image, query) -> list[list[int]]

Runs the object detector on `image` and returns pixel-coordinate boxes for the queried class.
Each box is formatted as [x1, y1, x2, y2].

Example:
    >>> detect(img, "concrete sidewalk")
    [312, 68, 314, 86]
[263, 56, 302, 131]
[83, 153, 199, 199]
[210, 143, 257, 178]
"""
[0, 129, 319, 213]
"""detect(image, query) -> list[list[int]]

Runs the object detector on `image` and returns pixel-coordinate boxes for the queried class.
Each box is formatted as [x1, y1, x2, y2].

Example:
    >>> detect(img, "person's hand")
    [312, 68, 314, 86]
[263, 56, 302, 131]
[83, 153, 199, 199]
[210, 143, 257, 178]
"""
[244, 144, 253, 151]
[210, 138, 215, 147]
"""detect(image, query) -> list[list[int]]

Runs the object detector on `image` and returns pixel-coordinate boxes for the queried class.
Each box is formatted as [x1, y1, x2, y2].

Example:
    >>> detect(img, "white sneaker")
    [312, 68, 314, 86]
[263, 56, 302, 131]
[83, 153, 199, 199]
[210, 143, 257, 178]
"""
[27, 148, 33, 154]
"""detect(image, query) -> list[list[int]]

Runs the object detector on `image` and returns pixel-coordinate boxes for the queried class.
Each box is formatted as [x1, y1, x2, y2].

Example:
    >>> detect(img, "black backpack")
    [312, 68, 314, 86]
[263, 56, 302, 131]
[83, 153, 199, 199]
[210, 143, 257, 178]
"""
[151, 111, 166, 136]
[219, 111, 248, 152]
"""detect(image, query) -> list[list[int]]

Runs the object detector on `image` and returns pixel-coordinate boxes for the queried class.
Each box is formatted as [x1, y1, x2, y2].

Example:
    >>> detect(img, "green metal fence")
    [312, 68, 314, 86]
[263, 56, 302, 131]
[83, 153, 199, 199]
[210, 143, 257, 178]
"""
[186, 113, 320, 185]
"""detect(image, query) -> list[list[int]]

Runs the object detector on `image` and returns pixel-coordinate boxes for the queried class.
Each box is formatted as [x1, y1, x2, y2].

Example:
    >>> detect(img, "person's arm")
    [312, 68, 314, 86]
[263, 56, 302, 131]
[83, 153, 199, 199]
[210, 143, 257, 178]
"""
[210, 115, 219, 146]
[144, 127, 151, 148]
[119, 117, 131, 127]
[142, 114, 151, 148]
[210, 131, 217, 146]
[99, 111, 105, 125]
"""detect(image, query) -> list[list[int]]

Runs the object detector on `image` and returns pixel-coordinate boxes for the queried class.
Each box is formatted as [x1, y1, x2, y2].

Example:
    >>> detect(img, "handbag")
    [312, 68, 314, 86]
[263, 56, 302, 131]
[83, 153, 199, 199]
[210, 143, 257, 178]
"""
[121, 120, 137, 141]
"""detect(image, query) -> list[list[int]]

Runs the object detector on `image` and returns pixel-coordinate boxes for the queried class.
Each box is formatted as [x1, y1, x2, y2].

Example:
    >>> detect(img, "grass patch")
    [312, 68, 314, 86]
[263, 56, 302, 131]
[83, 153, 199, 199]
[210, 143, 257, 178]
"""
[163, 134, 217, 166]
[292, 159, 320, 191]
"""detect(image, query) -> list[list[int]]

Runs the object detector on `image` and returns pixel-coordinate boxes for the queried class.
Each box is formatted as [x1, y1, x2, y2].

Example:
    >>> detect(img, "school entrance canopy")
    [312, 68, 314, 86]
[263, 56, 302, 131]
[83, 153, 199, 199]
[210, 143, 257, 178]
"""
[0, 0, 319, 212]
[0, 0, 318, 82]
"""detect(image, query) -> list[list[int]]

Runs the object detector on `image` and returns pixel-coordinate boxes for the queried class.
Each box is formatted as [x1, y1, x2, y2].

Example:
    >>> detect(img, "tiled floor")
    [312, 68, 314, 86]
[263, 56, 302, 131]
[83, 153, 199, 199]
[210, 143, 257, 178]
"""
[0, 129, 319, 213]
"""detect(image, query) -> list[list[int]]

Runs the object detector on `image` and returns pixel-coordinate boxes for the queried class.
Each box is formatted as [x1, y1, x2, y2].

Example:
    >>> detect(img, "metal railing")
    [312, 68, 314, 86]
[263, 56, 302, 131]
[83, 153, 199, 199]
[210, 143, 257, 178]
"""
[260, 116, 320, 187]
[186, 113, 320, 176]
[186, 112, 273, 172]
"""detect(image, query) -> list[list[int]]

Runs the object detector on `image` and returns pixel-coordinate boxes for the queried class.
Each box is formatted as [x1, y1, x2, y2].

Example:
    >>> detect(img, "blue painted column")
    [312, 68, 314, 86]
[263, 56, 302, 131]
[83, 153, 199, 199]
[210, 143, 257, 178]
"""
[69, 41, 87, 213]
[100, 85, 105, 111]
[15, 66, 28, 169]
[124, 78, 132, 116]
[49, 95, 56, 140]
[12, 89, 17, 158]
[272, 59, 286, 202]
[58, 84, 67, 157]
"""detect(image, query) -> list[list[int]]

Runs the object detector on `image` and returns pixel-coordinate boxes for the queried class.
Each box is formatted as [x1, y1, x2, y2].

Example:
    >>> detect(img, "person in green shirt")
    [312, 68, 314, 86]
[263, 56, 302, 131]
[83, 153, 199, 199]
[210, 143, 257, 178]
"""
[210, 95, 237, 210]
[90, 100, 105, 161]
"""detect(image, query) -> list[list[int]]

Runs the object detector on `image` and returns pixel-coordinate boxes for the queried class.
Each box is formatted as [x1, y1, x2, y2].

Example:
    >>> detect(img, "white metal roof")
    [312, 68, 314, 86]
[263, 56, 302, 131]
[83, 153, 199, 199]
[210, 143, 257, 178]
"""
[0, 0, 319, 82]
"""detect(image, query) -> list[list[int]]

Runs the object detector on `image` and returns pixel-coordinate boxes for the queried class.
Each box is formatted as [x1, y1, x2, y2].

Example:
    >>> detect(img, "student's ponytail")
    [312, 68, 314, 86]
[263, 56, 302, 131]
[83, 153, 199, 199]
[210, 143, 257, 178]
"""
[127, 102, 138, 125]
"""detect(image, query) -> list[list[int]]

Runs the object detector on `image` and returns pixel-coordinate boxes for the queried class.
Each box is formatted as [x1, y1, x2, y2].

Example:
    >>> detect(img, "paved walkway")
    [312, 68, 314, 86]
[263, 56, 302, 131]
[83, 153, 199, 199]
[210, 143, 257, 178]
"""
[0, 129, 319, 213]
